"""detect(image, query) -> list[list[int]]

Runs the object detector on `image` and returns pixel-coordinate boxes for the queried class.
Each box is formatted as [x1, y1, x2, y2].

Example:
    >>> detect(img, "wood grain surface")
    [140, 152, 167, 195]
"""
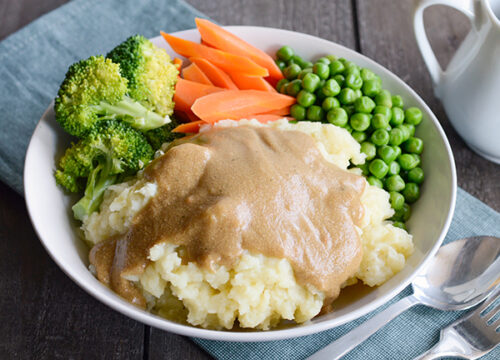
[0, 0, 498, 359]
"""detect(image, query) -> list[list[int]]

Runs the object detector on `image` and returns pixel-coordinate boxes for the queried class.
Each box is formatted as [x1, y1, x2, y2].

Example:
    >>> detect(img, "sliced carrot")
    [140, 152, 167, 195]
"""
[264, 107, 290, 116]
[161, 32, 268, 77]
[172, 120, 206, 133]
[195, 18, 283, 80]
[174, 78, 226, 113]
[230, 73, 277, 92]
[191, 90, 296, 123]
[173, 57, 183, 71]
[182, 63, 213, 85]
[189, 57, 238, 90]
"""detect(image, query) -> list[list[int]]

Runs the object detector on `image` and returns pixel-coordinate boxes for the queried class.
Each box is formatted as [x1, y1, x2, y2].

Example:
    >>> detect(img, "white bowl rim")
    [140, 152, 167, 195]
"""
[24, 25, 457, 342]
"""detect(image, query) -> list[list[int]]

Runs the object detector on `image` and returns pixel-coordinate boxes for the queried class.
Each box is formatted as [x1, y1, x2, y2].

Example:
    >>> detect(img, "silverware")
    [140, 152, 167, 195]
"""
[413, 286, 500, 359]
[306, 236, 500, 360]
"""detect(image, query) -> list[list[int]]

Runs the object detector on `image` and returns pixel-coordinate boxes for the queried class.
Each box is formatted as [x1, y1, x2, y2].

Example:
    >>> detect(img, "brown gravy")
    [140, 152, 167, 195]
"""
[90, 126, 365, 308]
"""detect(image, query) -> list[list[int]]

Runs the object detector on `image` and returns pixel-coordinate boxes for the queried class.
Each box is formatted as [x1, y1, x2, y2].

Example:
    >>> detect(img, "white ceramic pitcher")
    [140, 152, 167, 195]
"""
[414, 0, 500, 163]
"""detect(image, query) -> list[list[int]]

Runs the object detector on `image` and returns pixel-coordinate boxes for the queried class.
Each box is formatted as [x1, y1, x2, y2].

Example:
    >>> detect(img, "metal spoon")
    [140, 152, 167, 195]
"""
[307, 236, 500, 360]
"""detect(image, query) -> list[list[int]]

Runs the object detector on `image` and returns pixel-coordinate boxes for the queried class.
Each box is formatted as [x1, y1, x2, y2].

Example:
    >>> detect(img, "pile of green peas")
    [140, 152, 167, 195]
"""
[275, 46, 425, 229]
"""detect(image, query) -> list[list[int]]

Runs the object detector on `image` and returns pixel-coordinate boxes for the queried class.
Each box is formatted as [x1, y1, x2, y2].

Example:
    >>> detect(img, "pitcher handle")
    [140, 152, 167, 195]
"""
[413, 0, 475, 90]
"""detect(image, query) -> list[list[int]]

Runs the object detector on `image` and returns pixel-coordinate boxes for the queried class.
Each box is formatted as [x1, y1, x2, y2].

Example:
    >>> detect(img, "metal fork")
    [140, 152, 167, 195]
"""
[414, 286, 500, 359]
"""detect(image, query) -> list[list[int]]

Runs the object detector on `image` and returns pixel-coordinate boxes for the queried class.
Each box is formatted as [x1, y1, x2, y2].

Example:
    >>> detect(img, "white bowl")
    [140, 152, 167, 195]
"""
[24, 26, 457, 342]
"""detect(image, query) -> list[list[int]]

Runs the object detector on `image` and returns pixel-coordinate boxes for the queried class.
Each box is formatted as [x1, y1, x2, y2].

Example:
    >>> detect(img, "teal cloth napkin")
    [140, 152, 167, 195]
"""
[0, 1, 498, 359]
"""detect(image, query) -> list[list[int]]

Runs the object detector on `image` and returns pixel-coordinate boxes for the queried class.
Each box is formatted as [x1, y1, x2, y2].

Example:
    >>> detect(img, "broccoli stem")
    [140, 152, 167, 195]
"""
[72, 155, 117, 221]
[97, 96, 170, 131]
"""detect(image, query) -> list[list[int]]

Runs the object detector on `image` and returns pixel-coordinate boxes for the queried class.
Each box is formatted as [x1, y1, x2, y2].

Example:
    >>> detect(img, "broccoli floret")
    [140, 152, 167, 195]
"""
[107, 35, 178, 117]
[54, 55, 170, 138]
[55, 120, 154, 220]
[144, 118, 184, 150]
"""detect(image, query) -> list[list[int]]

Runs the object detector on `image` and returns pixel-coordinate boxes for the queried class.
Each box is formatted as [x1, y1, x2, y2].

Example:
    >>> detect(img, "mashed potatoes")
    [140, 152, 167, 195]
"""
[83, 119, 413, 330]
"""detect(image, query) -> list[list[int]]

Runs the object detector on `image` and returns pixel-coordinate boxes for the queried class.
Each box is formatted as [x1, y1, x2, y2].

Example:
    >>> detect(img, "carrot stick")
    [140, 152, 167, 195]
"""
[195, 18, 283, 80]
[174, 78, 226, 113]
[265, 106, 291, 116]
[161, 32, 268, 77]
[173, 57, 183, 71]
[230, 72, 277, 92]
[172, 120, 206, 133]
[182, 63, 213, 85]
[189, 57, 238, 89]
[191, 90, 296, 123]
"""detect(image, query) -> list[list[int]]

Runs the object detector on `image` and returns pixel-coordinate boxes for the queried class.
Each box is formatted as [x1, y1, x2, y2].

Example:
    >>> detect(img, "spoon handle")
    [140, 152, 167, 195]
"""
[306, 294, 420, 360]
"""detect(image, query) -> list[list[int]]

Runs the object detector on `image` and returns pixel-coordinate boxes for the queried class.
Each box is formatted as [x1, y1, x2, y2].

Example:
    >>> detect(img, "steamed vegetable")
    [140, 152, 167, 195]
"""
[55, 120, 154, 220]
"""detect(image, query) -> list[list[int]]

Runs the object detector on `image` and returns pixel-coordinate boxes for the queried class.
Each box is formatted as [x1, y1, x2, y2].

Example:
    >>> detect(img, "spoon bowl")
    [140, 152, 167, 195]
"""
[412, 236, 500, 310]
[308, 236, 500, 360]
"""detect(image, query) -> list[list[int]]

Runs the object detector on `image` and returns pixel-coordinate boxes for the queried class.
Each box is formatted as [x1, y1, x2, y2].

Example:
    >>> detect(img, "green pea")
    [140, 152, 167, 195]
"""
[289, 55, 308, 69]
[374, 105, 392, 121]
[277, 46, 294, 61]
[371, 129, 390, 146]
[350, 113, 371, 132]
[345, 64, 360, 77]
[388, 161, 401, 176]
[276, 79, 288, 92]
[297, 90, 316, 107]
[307, 105, 324, 122]
[392, 95, 404, 108]
[301, 73, 321, 92]
[325, 55, 338, 63]
[313, 62, 330, 80]
[352, 131, 367, 143]
[393, 145, 402, 159]
[392, 203, 411, 222]
[358, 163, 370, 176]
[396, 124, 411, 142]
[327, 108, 348, 127]
[407, 124, 416, 137]
[290, 104, 306, 121]
[276, 59, 286, 71]
[322, 79, 341, 97]
[402, 183, 420, 203]
[371, 113, 389, 129]
[338, 88, 357, 105]
[390, 107, 405, 126]
[362, 78, 382, 97]
[403, 137, 424, 154]
[354, 89, 363, 100]
[333, 74, 345, 87]
[408, 167, 424, 184]
[345, 73, 363, 90]
[392, 221, 407, 230]
[361, 142, 377, 160]
[353, 96, 376, 114]
[377, 145, 398, 164]
[389, 128, 405, 146]
[360, 68, 376, 81]
[405, 107, 423, 125]
[285, 79, 302, 96]
[297, 68, 313, 80]
[284, 64, 301, 80]
[278, 81, 288, 94]
[398, 153, 419, 170]
[375, 89, 392, 108]
[385, 175, 406, 192]
[367, 176, 384, 188]
[316, 57, 331, 64]
[322, 97, 340, 111]
[329, 60, 345, 75]
[369, 159, 389, 179]
[342, 105, 355, 117]
[304, 61, 314, 69]
[389, 192, 405, 210]
[344, 123, 353, 133]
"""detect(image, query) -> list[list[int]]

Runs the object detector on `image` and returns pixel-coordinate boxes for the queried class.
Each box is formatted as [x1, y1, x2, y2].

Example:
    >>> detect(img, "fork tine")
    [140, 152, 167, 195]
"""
[477, 285, 500, 314]
[484, 303, 500, 322]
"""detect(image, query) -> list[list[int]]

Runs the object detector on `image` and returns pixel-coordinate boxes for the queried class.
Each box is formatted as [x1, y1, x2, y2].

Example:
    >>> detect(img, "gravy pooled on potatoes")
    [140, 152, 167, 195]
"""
[90, 126, 365, 307]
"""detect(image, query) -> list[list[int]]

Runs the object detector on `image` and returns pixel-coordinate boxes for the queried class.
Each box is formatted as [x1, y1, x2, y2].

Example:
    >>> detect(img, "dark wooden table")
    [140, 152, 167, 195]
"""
[1, 0, 499, 359]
